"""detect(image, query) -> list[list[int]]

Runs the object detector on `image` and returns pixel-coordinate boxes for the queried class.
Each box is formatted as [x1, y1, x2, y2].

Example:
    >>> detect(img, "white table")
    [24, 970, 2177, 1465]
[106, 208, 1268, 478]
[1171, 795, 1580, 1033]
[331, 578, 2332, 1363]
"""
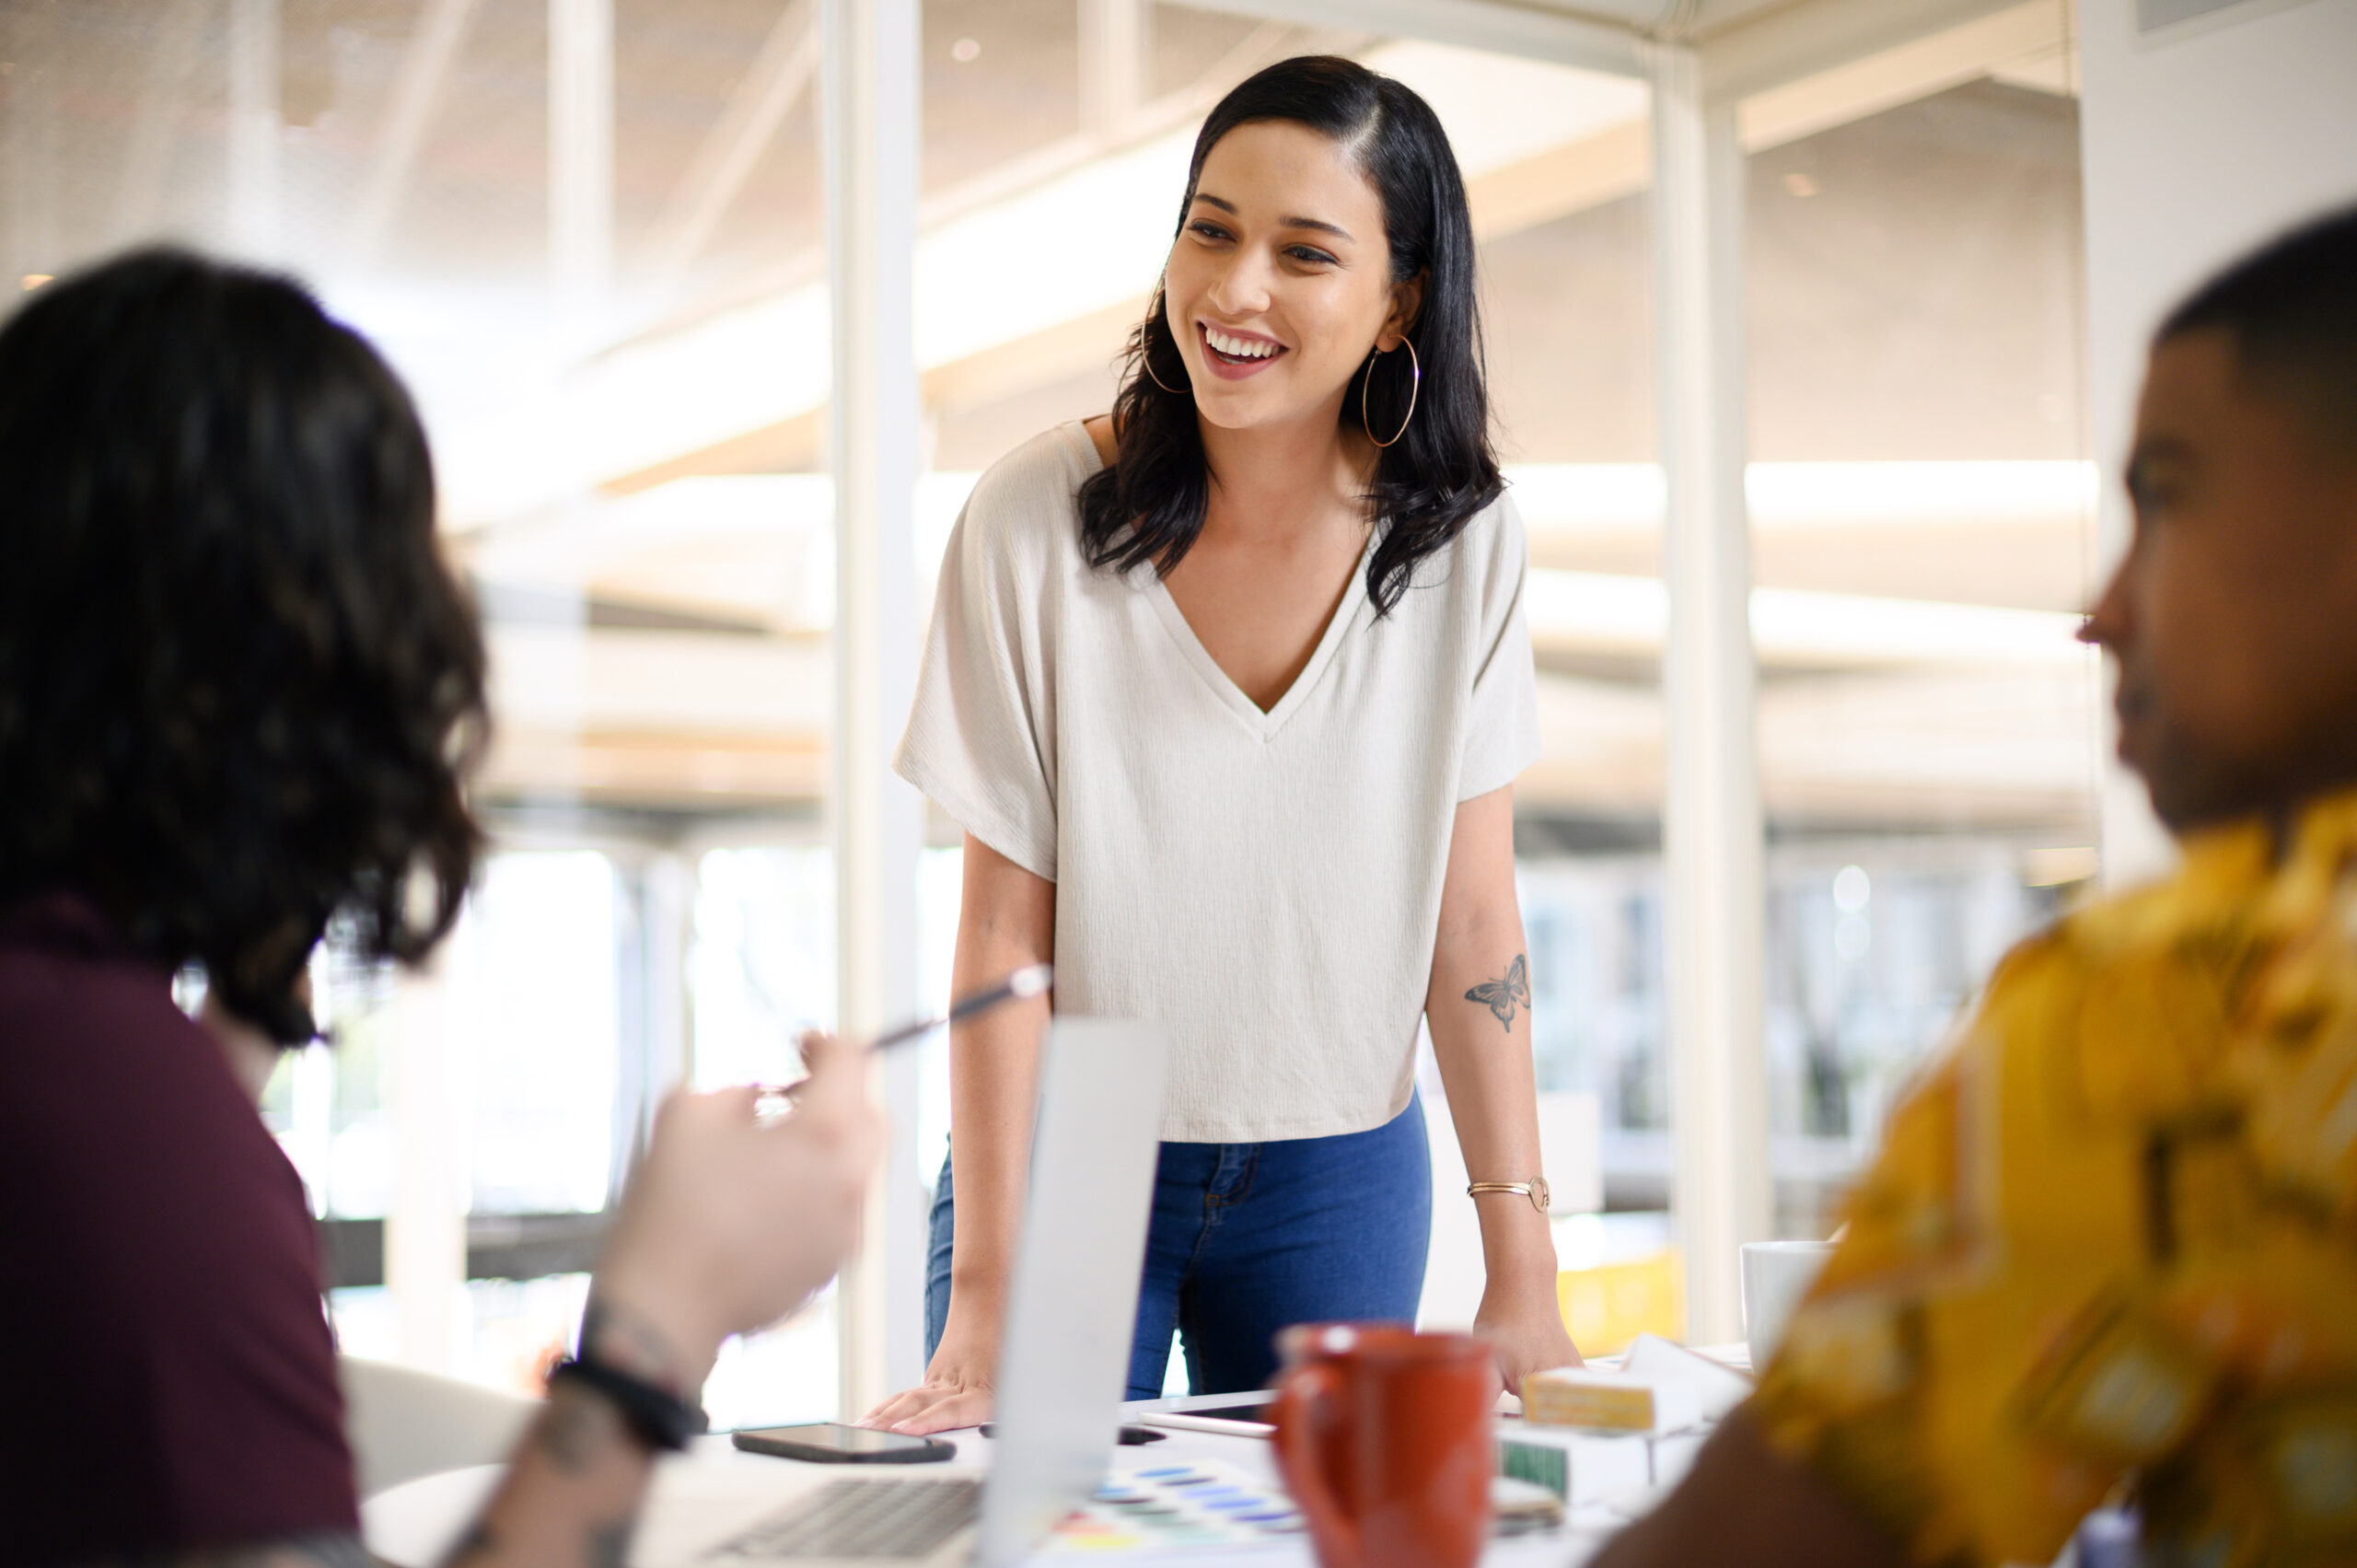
[361, 1395, 1634, 1567]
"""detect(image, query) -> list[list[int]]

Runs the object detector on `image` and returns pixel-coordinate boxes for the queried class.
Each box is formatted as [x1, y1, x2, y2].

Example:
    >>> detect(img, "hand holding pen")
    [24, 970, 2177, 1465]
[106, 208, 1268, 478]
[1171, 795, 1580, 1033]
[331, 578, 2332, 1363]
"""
[756, 963, 1052, 1106]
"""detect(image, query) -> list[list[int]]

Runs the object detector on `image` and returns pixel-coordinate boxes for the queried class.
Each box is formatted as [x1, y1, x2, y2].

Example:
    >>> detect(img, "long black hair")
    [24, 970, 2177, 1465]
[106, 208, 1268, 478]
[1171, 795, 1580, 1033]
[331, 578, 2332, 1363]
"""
[1076, 54, 1503, 615]
[0, 249, 488, 1042]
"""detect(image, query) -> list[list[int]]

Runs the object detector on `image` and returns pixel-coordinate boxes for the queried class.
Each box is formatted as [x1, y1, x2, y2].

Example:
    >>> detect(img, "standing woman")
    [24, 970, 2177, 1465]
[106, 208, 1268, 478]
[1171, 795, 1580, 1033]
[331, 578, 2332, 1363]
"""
[865, 55, 1578, 1432]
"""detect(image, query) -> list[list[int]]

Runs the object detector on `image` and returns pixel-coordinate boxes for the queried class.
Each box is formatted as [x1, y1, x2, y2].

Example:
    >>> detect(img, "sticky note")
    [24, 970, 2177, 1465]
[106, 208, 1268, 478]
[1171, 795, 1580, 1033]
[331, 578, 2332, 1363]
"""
[1521, 1366, 1701, 1433]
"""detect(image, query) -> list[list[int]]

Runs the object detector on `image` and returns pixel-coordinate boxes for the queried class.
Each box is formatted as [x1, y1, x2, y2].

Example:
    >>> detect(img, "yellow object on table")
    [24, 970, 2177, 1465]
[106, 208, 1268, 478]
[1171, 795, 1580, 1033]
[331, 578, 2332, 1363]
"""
[1521, 1365, 1700, 1433]
[1554, 1248, 1683, 1357]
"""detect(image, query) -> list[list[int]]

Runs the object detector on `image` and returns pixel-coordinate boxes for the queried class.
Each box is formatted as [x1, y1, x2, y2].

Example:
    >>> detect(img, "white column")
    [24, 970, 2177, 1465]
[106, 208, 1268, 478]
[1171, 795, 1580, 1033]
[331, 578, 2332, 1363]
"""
[549, 0, 613, 341]
[1650, 41, 1770, 1348]
[604, 849, 693, 1198]
[387, 960, 466, 1374]
[1078, 0, 1148, 140]
[644, 852, 696, 1112]
[821, 0, 927, 1418]
[226, 0, 281, 259]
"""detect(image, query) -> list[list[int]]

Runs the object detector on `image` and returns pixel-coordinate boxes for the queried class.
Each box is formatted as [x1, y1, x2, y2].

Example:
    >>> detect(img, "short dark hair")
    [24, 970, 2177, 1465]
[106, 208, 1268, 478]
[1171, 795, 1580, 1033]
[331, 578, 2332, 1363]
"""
[1079, 54, 1503, 615]
[2159, 203, 2357, 443]
[0, 249, 487, 1043]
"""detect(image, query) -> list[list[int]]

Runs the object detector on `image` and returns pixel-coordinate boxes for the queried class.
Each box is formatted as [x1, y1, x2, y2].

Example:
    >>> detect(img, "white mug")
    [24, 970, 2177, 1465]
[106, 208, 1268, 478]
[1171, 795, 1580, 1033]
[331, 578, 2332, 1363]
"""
[1740, 1240, 1836, 1372]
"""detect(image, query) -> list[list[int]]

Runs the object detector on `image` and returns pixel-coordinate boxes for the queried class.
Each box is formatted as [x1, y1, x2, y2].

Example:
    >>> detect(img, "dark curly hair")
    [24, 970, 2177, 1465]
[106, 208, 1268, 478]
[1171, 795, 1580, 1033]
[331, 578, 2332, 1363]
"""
[1078, 54, 1503, 614]
[0, 249, 487, 1043]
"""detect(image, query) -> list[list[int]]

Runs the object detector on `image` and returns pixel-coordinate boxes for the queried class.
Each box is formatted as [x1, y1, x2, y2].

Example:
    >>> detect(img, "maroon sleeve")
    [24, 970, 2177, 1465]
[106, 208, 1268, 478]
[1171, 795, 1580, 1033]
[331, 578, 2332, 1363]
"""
[0, 905, 358, 1562]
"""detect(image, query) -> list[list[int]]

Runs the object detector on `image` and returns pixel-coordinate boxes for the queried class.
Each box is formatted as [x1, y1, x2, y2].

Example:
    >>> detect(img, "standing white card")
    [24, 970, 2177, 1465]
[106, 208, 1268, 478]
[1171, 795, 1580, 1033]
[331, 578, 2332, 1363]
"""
[974, 1018, 1171, 1568]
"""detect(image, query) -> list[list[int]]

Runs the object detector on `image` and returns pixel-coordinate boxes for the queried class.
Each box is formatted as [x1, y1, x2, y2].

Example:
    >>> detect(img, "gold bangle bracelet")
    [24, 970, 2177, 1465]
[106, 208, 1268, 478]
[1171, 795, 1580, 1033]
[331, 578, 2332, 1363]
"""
[1467, 1178, 1551, 1214]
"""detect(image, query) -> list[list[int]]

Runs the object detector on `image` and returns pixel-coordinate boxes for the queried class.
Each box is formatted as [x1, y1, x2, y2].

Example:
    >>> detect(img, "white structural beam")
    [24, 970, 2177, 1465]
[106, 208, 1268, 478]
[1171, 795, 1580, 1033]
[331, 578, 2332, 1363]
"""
[1650, 41, 1770, 1347]
[648, 0, 819, 285]
[1701, 0, 2026, 101]
[435, 37, 1640, 518]
[550, 0, 614, 334]
[1181, 0, 1646, 75]
[821, 0, 927, 1419]
[1173, 0, 1835, 75]
[1736, 0, 2070, 151]
[226, 0, 282, 258]
[347, 0, 482, 259]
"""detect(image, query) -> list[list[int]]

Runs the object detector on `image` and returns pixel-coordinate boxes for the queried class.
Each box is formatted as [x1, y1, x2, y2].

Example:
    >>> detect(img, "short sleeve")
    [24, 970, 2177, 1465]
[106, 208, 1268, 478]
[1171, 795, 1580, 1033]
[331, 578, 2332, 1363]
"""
[894, 465, 1060, 883]
[1455, 498, 1541, 802]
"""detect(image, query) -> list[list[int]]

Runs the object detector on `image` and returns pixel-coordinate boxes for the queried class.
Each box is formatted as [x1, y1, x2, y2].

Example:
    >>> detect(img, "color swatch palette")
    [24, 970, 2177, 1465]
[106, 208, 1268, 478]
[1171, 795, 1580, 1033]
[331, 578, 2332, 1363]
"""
[1041, 1461, 1306, 1553]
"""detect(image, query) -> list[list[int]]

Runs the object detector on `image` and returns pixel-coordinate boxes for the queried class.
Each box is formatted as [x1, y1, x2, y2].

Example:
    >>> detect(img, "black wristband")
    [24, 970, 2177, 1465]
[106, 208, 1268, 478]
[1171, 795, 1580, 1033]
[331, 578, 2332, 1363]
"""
[549, 1355, 705, 1452]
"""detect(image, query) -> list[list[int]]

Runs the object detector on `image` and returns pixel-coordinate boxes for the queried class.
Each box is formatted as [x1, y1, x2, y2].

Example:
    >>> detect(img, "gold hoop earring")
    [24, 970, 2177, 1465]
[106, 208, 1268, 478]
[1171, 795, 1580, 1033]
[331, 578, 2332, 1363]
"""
[1361, 336, 1421, 448]
[1140, 281, 1188, 397]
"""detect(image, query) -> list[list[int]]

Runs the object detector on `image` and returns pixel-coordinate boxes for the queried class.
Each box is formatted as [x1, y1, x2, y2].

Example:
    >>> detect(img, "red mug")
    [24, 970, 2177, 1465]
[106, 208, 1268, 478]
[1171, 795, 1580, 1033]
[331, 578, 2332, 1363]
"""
[1270, 1324, 1495, 1568]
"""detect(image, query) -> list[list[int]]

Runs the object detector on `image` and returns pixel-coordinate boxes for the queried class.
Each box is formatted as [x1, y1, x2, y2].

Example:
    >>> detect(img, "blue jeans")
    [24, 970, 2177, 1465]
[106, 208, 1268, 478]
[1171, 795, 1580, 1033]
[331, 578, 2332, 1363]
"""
[924, 1092, 1432, 1400]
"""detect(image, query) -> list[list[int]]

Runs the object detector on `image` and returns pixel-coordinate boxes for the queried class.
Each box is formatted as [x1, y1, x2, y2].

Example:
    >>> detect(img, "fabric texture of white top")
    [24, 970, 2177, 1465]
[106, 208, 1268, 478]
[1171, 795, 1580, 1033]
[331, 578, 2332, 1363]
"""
[895, 422, 1540, 1142]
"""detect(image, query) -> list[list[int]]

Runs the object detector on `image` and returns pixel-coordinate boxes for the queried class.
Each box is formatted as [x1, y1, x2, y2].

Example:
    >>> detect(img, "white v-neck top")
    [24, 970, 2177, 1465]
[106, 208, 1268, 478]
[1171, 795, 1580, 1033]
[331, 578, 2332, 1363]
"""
[895, 423, 1539, 1142]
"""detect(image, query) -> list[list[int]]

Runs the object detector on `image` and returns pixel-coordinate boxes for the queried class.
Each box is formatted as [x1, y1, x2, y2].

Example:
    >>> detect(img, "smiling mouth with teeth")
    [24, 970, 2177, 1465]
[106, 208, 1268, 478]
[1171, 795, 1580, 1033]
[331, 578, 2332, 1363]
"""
[1202, 323, 1285, 365]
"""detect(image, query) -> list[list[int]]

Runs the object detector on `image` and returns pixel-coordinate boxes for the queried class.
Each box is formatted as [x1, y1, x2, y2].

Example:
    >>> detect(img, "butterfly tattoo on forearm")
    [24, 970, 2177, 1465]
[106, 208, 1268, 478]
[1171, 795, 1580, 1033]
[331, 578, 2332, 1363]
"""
[1465, 954, 1528, 1032]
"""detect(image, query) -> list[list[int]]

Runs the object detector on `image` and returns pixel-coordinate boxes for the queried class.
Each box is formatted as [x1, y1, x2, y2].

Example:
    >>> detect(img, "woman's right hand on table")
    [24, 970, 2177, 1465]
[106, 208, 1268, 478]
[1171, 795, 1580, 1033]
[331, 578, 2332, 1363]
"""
[859, 1306, 1003, 1434]
[864, 832, 1051, 1435]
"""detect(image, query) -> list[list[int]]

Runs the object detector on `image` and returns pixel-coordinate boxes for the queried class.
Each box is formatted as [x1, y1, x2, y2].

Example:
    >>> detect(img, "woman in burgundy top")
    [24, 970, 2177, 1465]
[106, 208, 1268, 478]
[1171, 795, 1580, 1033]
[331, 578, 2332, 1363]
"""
[0, 250, 879, 1567]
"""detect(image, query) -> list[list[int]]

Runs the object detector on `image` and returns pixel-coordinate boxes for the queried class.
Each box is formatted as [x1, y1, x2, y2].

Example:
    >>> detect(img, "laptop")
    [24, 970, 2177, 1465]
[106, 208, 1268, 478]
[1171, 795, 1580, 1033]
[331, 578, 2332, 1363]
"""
[628, 1017, 1171, 1568]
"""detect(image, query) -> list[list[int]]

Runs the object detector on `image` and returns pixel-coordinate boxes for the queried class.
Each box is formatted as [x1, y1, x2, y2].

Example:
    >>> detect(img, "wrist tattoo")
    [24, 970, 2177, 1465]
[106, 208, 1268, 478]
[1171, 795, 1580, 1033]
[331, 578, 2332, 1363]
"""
[588, 1520, 633, 1568]
[540, 1380, 624, 1473]
[1465, 954, 1528, 1032]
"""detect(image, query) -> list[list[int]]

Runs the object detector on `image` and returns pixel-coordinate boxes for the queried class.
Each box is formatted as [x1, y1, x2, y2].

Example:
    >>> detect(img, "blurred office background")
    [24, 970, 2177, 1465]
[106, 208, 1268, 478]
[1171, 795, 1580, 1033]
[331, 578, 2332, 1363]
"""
[6, 0, 2352, 1425]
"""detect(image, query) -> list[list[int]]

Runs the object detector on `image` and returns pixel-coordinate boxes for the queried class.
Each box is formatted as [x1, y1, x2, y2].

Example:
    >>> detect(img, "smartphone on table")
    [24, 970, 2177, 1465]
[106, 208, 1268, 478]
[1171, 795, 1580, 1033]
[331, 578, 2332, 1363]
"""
[732, 1422, 956, 1464]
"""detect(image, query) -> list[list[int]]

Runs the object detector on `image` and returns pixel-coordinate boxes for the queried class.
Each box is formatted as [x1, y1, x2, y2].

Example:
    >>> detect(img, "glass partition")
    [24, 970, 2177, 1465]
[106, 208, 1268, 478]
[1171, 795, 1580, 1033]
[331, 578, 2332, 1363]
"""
[5, 0, 2096, 1387]
[1736, 27, 2097, 1236]
[2, 0, 846, 1405]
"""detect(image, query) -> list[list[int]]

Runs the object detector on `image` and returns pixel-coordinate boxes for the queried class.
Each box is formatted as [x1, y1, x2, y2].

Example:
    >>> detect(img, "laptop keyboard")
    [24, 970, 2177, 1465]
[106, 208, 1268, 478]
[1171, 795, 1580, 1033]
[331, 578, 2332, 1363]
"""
[710, 1478, 982, 1561]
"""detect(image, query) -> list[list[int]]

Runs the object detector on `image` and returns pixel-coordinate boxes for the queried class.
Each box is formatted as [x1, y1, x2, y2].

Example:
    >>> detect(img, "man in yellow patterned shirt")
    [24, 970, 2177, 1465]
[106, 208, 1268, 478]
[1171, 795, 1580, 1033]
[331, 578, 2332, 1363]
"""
[1597, 206, 2357, 1567]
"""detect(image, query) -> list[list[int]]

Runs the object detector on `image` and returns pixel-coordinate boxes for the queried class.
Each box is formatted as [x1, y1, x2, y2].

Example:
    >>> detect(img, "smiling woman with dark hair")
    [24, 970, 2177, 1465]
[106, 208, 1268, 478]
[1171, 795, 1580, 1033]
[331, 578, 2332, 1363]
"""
[1082, 53, 1504, 613]
[869, 55, 1579, 1435]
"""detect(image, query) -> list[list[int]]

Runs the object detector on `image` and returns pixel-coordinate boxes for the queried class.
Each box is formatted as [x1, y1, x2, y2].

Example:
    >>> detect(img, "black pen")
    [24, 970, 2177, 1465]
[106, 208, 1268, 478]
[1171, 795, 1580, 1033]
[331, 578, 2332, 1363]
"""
[754, 963, 1052, 1099]
[865, 962, 1052, 1051]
